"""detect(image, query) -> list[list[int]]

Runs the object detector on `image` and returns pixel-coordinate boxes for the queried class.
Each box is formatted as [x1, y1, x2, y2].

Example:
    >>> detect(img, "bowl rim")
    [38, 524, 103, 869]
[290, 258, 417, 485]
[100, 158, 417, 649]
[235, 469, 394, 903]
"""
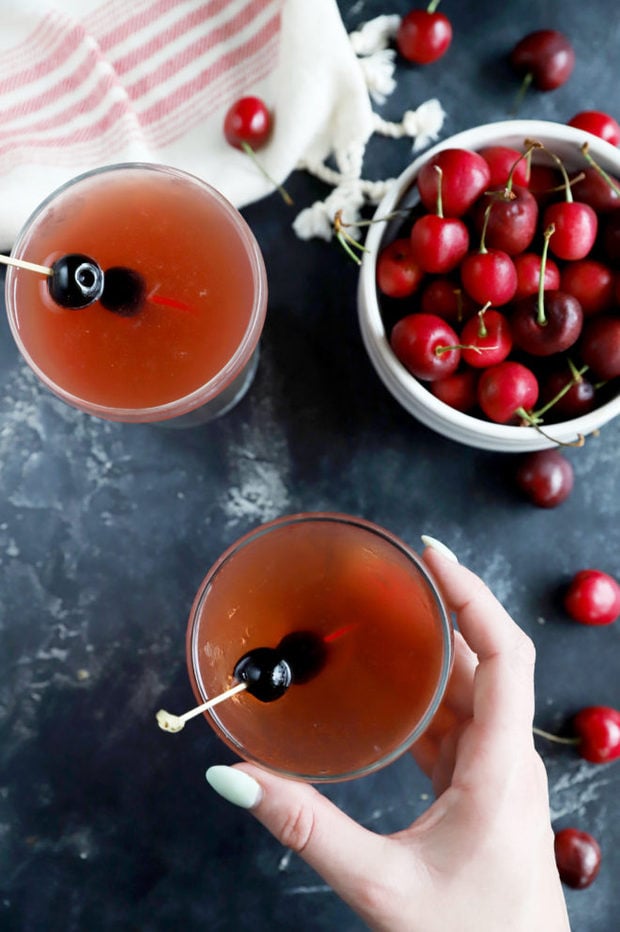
[358, 119, 620, 450]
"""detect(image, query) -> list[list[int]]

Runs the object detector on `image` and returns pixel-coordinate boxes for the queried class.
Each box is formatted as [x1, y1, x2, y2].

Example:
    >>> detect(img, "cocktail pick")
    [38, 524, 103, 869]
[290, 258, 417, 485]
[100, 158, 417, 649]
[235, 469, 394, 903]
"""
[156, 681, 248, 733]
[0, 254, 52, 275]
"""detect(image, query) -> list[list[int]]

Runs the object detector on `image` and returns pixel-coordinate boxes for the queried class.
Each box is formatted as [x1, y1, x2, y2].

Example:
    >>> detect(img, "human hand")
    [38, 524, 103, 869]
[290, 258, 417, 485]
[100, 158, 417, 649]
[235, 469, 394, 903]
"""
[206, 538, 570, 932]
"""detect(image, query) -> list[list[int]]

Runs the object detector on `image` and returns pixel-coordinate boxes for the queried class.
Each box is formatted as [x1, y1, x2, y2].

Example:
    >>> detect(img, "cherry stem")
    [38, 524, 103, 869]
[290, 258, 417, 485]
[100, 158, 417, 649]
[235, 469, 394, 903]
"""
[240, 141, 293, 206]
[478, 204, 492, 254]
[156, 681, 248, 733]
[516, 406, 585, 447]
[532, 726, 579, 746]
[535, 223, 555, 326]
[477, 301, 492, 338]
[532, 362, 589, 419]
[511, 70, 533, 116]
[427, 0, 442, 11]
[580, 142, 620, 198]
[434, 164, 445, 218]
[525, 138, 573, 203]
[333, 210, 406, 266]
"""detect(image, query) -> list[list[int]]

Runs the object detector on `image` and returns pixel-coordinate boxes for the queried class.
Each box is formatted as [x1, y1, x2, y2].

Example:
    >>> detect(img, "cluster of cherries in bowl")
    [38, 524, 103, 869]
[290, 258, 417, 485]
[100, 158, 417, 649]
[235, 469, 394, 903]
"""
[377, 138, 620, 435]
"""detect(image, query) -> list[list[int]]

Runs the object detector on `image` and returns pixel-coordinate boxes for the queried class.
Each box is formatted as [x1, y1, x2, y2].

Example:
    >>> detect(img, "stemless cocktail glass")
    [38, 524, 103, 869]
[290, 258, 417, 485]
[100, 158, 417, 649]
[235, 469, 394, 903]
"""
[186, 513, 453, 783]
[5, 163, 267, 426]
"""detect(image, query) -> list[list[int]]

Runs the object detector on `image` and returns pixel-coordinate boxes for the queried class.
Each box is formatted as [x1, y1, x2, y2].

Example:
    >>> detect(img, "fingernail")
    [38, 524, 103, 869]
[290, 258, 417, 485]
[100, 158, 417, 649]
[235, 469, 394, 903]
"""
[421, 535, 459, 563]
[206, 765, 262, 809]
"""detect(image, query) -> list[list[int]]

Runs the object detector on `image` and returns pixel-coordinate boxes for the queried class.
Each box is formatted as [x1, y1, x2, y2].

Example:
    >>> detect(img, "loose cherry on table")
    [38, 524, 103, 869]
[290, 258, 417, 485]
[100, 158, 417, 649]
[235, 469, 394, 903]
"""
[554, 828, 602, 889]
[564, 569, 620, 626]
[534, 704, 620, 763]
[568, 110, 620, 146]
[223, 96, 292, 204]
[509, 29, 575, 94]
[574, 706, 620, 764]
[395, 0, 452, 65]
[514, 448, 574, 508]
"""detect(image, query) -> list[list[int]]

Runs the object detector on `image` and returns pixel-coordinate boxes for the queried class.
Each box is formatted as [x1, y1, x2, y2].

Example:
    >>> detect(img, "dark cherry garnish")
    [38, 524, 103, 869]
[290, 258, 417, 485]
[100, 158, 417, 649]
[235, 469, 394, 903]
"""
[233, 647, 292, 702]
[277, 630, 327, 684]
[515, 449, 574, 508]
[100, 266, 145, 316]
[49, 253, 104, 308]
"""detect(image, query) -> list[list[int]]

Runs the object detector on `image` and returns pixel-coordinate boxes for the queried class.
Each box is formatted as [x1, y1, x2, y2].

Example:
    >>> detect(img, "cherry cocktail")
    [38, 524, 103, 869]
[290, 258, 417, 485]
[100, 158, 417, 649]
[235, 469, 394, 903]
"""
[5, 163, 267, 424]
[186, 513, 453, 782]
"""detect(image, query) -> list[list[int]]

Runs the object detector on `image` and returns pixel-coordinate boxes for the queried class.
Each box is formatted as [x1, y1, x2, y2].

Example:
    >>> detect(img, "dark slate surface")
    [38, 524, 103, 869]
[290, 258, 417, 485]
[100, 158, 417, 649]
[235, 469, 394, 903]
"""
[1, 1, 619, 930]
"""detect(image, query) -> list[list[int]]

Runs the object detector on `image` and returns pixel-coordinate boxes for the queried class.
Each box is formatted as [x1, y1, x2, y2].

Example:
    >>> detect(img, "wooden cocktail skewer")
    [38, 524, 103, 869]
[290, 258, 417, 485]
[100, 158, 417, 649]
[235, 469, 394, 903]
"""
[0, 254, 52, 276]
[156, 681, 248, 733]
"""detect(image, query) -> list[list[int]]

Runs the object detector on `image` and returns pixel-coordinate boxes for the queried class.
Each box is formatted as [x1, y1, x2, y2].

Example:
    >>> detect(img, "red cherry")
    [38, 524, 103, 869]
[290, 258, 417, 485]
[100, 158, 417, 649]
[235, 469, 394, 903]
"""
[510, 29, 575, 91]
[568, 110, 620, 146]
[543, 201, 598, 261]
[460, 248, 517, 306]
[528, 163, 562, 205]
[573, 706, 620, 764]
[554, 828, 601, 889]
[564, 569, 620, 626]
[460, 308, 513, 368]
[410, 213, 469, 274]
[471, 186, 539, 255]
[560, 259, 614, 316]
[396, 4, 452, 65]
[376, 238, 425, 298]
[477, 361, 538, 424]
[604, 212, 620, 263]
[579, 315, 620, 380]
[513, 251, 560, 300]
[511, 290, 583, 357]
[223, 96, 271, 149]
[515, 449, 574, 508]
[570, 166, 620, 213]
[417, 149, 491, 217]
[540, 367, 596, 420]
[429, 368, 478, 412]
[390, 313, 461, 381]
[478, 145, 530, 187]
[420, 277, 477, 323]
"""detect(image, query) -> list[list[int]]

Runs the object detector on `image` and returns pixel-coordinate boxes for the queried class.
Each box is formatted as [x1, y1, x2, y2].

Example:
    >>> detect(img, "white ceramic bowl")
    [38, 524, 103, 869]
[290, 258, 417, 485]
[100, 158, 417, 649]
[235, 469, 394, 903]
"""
[358, 119, 620, 452]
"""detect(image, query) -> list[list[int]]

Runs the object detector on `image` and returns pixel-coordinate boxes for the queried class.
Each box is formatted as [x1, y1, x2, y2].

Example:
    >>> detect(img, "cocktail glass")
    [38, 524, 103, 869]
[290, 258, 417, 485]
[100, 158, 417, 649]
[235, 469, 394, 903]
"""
[5, 163, 267, 426]
[185, 513, 453, 783]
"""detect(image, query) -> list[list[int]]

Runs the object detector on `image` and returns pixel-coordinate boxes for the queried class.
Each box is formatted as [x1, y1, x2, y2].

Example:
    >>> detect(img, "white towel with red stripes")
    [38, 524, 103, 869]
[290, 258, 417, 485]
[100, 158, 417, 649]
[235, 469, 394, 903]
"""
[0, 0, 445, 250]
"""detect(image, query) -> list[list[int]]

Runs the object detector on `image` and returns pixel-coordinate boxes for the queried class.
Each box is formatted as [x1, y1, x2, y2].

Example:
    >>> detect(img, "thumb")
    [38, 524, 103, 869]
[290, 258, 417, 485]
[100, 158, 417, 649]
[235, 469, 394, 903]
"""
[206, 764, 391, 911]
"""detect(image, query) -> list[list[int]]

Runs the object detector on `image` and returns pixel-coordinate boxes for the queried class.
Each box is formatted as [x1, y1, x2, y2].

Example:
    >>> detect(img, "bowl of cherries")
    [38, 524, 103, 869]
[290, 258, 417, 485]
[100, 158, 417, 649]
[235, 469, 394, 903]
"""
[358, 120, 620, 451]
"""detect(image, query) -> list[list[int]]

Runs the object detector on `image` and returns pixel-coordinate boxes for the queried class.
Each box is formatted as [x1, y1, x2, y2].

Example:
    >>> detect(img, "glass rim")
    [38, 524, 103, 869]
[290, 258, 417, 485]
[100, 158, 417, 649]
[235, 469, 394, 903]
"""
[5, 161, 268, 423]
[186, 511, 454, 783]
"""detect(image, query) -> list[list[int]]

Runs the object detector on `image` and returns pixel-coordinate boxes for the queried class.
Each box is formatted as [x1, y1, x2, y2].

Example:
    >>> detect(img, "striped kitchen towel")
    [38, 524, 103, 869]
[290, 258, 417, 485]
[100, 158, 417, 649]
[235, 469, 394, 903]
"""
[0, 0, 444, 249]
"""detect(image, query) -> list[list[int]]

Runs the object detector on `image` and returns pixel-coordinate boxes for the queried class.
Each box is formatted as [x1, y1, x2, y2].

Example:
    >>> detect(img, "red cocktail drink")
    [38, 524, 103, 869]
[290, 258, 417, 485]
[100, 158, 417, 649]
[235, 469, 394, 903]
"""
[5, 164, 267, 424]
[187, 514, 453, 782]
